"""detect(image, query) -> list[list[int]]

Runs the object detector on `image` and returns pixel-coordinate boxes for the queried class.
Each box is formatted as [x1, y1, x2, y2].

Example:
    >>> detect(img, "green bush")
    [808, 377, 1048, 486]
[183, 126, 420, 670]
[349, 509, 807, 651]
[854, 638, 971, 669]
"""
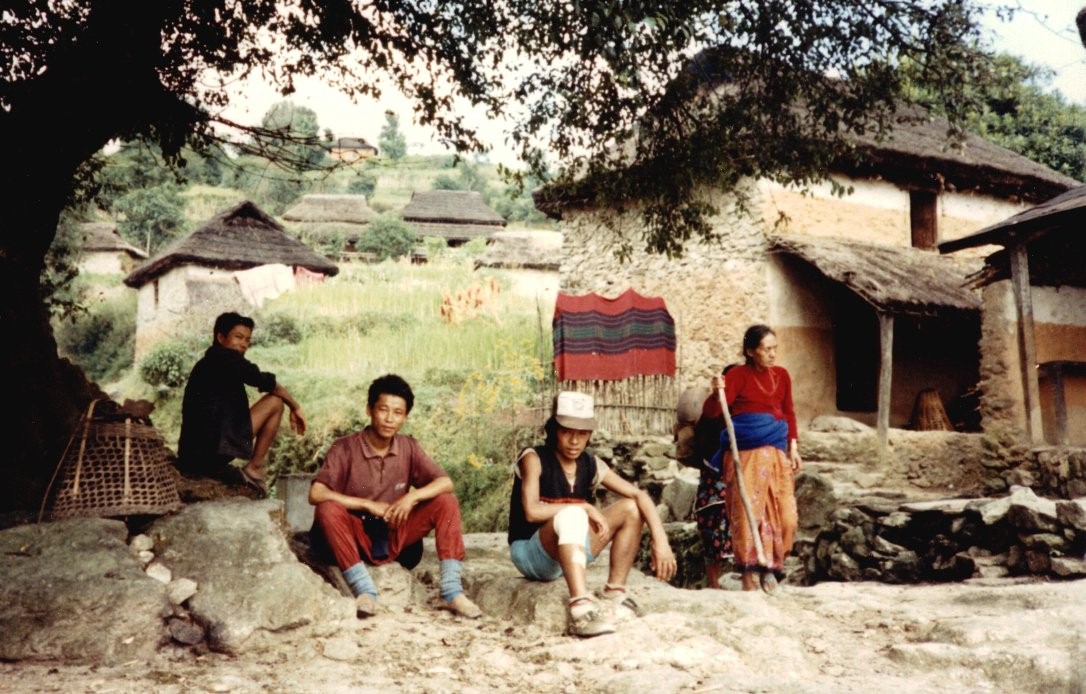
[55, 295, 137, 384]
[356, 214, 418, 261]
[258, 312, 303, 345]
[346, 171, 376, 198]
[139, 341, 193, 388]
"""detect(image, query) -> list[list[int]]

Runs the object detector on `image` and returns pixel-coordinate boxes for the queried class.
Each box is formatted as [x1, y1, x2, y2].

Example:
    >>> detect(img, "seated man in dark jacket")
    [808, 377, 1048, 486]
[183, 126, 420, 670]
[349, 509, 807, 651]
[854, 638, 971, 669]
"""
[177, 312, 306, 493]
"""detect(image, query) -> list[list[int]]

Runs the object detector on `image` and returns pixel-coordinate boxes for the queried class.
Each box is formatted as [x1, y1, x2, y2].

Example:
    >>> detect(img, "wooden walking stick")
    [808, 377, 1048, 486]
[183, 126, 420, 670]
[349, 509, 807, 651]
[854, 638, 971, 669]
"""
[717, 384, 768, 567]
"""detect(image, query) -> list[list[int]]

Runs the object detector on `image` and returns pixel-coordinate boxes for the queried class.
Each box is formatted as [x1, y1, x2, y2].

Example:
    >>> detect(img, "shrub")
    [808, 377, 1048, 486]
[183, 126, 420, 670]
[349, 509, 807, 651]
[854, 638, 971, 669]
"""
[55, 295, 137, 384]
[258, 312, 303, 345]
[346, 171, 376, 198]
[139, 341, 192, 388]
[356, 214, 418, 261]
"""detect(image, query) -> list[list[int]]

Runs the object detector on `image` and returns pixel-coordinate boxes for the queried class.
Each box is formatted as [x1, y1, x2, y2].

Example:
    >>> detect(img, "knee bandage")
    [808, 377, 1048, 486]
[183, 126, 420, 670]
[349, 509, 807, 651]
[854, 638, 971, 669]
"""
[553, 506, 589, 567]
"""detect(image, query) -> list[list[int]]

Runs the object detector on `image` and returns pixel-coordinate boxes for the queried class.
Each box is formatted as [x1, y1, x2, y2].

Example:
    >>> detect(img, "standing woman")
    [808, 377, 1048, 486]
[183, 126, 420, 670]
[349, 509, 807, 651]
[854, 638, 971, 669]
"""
[703, 325, 801, 591]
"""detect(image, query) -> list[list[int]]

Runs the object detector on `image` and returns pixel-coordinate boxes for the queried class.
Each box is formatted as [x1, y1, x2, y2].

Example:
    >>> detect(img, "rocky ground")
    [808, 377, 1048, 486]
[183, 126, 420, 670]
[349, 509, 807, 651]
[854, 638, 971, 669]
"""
[2, 566, 1085, 693]
[2, 509, 1085, 694]
[4, 424, 1085, 693]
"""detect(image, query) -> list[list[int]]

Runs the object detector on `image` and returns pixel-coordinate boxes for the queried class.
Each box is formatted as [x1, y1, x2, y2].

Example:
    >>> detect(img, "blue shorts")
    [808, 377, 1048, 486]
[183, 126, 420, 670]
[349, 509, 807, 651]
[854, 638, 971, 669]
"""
[510, 529, 596, 581]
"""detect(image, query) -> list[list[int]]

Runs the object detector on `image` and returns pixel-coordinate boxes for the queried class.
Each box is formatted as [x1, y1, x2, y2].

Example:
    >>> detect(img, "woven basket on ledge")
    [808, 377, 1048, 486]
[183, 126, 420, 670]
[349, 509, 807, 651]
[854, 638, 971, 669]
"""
[910, 388, 953, 432]
[40, 400, 181, 521]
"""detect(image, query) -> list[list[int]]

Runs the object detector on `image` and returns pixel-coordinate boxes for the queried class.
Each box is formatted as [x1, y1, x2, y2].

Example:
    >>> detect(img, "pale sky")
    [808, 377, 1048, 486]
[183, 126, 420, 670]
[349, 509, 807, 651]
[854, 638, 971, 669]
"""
[221, 1, 1086, 169]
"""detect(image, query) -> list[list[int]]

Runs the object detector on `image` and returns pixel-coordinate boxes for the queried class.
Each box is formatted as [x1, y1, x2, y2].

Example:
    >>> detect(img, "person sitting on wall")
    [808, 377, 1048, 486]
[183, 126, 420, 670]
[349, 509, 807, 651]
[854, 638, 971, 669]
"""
[507, 391, 677, 637]
[177, 311, 307, 494]
[309, 374, 483, 620]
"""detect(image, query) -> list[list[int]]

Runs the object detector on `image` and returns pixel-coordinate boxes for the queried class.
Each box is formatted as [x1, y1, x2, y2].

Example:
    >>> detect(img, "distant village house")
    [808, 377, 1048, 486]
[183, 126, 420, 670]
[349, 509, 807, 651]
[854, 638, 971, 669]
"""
[402, 190, 506, 247]
[77, 222, 147, 275]
[282, 194, 375, 259]
[123, 201, 338, 360]
[329, 137, 378, 163]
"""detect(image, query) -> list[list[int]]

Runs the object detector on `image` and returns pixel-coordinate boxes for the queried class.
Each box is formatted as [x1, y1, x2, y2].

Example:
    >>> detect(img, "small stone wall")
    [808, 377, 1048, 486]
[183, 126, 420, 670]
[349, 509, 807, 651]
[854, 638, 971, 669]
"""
[1033, 447, 1086, 498]
[805, 486, 1086, 584]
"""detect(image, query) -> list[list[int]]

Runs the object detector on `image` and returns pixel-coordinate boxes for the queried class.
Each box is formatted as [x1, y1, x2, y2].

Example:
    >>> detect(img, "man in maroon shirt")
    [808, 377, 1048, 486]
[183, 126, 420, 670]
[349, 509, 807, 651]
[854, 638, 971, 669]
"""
[309, 374, 481, 619]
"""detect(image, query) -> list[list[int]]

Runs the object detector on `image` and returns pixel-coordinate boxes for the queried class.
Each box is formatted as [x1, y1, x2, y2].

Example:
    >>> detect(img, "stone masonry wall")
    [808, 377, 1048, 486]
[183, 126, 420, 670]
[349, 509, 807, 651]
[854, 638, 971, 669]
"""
[560, 185, 771, 392]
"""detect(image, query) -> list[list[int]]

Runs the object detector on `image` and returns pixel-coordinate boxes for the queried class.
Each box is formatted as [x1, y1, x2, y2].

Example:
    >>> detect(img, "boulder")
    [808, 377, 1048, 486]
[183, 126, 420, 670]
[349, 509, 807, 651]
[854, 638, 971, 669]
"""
[660, 467, 699, 521]
[0, 518, 171, 663]
[794, 471, 836, 532]
[1056, 498, 1086, 532]
[148, 499, 351, 654]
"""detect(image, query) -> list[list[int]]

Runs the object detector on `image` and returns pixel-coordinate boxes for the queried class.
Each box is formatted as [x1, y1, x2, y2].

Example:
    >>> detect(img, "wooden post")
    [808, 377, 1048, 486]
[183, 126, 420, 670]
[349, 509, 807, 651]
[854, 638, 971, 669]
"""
[1009, 244, 1044, 444]
[1049, 363, 1068, 446]
[877, 312, 894, 461]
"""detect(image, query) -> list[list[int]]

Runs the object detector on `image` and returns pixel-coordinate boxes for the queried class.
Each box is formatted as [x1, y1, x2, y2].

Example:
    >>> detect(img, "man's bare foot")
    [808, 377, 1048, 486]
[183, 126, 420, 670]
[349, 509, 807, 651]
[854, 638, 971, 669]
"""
[445, 594, 482, 619]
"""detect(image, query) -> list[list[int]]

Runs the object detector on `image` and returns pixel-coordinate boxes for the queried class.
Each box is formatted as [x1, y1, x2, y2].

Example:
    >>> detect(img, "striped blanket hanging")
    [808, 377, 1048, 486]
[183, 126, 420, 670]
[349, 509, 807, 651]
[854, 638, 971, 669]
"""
[553, 288, 676, 381]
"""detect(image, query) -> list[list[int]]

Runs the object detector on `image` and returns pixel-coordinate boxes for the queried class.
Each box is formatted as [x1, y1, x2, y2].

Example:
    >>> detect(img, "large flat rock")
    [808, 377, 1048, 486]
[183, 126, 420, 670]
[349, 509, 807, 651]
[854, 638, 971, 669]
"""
[0, 518, 171, 663]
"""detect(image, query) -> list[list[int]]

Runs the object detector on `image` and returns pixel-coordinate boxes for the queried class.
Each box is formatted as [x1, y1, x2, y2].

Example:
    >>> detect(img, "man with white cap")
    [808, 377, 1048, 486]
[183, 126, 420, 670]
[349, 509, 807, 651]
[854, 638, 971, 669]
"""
[507, 391, 677, 637]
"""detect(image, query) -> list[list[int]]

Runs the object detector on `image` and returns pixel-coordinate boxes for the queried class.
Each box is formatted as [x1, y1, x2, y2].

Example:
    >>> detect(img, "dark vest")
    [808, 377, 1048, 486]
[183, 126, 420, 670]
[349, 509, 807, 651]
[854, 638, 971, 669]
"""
[507, 445, 597, 544]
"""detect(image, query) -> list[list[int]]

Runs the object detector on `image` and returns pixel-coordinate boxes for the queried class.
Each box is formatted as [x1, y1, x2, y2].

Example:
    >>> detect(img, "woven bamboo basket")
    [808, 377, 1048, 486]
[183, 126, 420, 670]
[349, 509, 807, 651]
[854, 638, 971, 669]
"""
[910, 388, 953, 432]
[40, 401, 181, 521]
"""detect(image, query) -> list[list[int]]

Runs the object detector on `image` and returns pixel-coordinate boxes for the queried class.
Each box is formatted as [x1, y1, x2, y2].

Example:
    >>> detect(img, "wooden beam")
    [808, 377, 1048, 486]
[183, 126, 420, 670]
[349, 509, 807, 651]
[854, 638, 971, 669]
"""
[1009, 244, 1044, 444]
[877, 312, 894, 460]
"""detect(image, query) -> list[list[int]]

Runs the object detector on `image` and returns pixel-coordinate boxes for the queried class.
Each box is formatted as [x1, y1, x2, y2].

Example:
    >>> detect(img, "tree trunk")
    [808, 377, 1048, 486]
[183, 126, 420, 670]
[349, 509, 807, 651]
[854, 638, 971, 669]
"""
[0, 1, 190, 512]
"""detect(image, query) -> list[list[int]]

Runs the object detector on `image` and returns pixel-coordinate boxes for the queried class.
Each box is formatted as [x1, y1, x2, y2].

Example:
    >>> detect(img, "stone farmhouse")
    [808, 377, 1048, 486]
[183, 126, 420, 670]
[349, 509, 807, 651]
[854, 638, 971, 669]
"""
[537, 112, 1077, 447]
[941, 185, 1086, 447]
[123, 201, 338, 360]
[76, 221, 147, 275]
[401, 190, 506, 246]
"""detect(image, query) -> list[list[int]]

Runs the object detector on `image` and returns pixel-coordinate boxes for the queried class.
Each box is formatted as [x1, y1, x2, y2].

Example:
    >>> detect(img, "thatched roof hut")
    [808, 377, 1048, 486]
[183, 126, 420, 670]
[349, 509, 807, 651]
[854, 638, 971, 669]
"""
[282, 194, 375, 252]
[282, 194, 375, 225]
[124, 201, 338, 287]
[79, 222, 147, 259]
[401, 190, 506, 244]
[474, 230, 562, 271]
[768, 234, 981, 315]
[329, 137, 378, 162]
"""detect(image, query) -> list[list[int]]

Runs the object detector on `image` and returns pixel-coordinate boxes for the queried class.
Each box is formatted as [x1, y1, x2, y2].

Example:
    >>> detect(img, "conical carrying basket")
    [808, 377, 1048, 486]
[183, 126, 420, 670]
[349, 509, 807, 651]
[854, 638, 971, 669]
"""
[40, 400, 181, 521]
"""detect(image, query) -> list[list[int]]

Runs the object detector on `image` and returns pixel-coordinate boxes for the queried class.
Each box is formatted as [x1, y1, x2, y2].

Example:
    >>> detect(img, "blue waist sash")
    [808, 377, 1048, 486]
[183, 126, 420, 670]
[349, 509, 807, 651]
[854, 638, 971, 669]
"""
[708, 413, 788, 473]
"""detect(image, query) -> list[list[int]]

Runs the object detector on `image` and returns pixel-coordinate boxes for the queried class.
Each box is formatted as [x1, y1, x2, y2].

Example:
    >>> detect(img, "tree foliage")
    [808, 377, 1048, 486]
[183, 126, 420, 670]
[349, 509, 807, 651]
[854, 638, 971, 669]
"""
[113, 183, 186, 254]
[0, 0, 1001, 510]
[906, 53, 1086, 182]
[259, 100, 328, 168]
[432, 160, 490, 199]
[378, 111, 408, 160]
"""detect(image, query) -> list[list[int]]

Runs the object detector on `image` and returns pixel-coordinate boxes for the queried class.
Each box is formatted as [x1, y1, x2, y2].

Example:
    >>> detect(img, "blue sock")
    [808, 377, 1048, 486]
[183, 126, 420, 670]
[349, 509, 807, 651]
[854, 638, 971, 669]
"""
[343, 562, 377, 599]
[439, 559, 464, 602]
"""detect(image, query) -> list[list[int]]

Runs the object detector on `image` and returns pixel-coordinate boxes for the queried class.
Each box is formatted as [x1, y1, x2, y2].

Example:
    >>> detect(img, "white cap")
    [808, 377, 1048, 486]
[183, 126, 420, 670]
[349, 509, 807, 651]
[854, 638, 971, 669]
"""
[554, 391, 596, 431]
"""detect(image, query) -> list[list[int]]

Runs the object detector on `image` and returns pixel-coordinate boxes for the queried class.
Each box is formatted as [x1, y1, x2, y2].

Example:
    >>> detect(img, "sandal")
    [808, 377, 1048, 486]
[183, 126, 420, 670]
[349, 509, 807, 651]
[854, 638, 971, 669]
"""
[760, 571, 779, 595]
[238, 467, 269, 496]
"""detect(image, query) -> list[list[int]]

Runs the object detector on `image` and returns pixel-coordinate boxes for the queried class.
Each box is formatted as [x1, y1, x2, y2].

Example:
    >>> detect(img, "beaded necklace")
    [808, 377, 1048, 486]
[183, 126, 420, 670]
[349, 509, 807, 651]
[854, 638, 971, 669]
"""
[750, 366, 779, 396]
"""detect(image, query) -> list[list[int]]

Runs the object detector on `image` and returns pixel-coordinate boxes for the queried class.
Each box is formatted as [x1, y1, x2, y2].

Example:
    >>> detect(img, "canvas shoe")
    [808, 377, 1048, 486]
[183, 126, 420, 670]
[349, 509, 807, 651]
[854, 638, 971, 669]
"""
[598, 585, 643, 621]
[567, 597, 615, 638]
[354, 593, 378, 619]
